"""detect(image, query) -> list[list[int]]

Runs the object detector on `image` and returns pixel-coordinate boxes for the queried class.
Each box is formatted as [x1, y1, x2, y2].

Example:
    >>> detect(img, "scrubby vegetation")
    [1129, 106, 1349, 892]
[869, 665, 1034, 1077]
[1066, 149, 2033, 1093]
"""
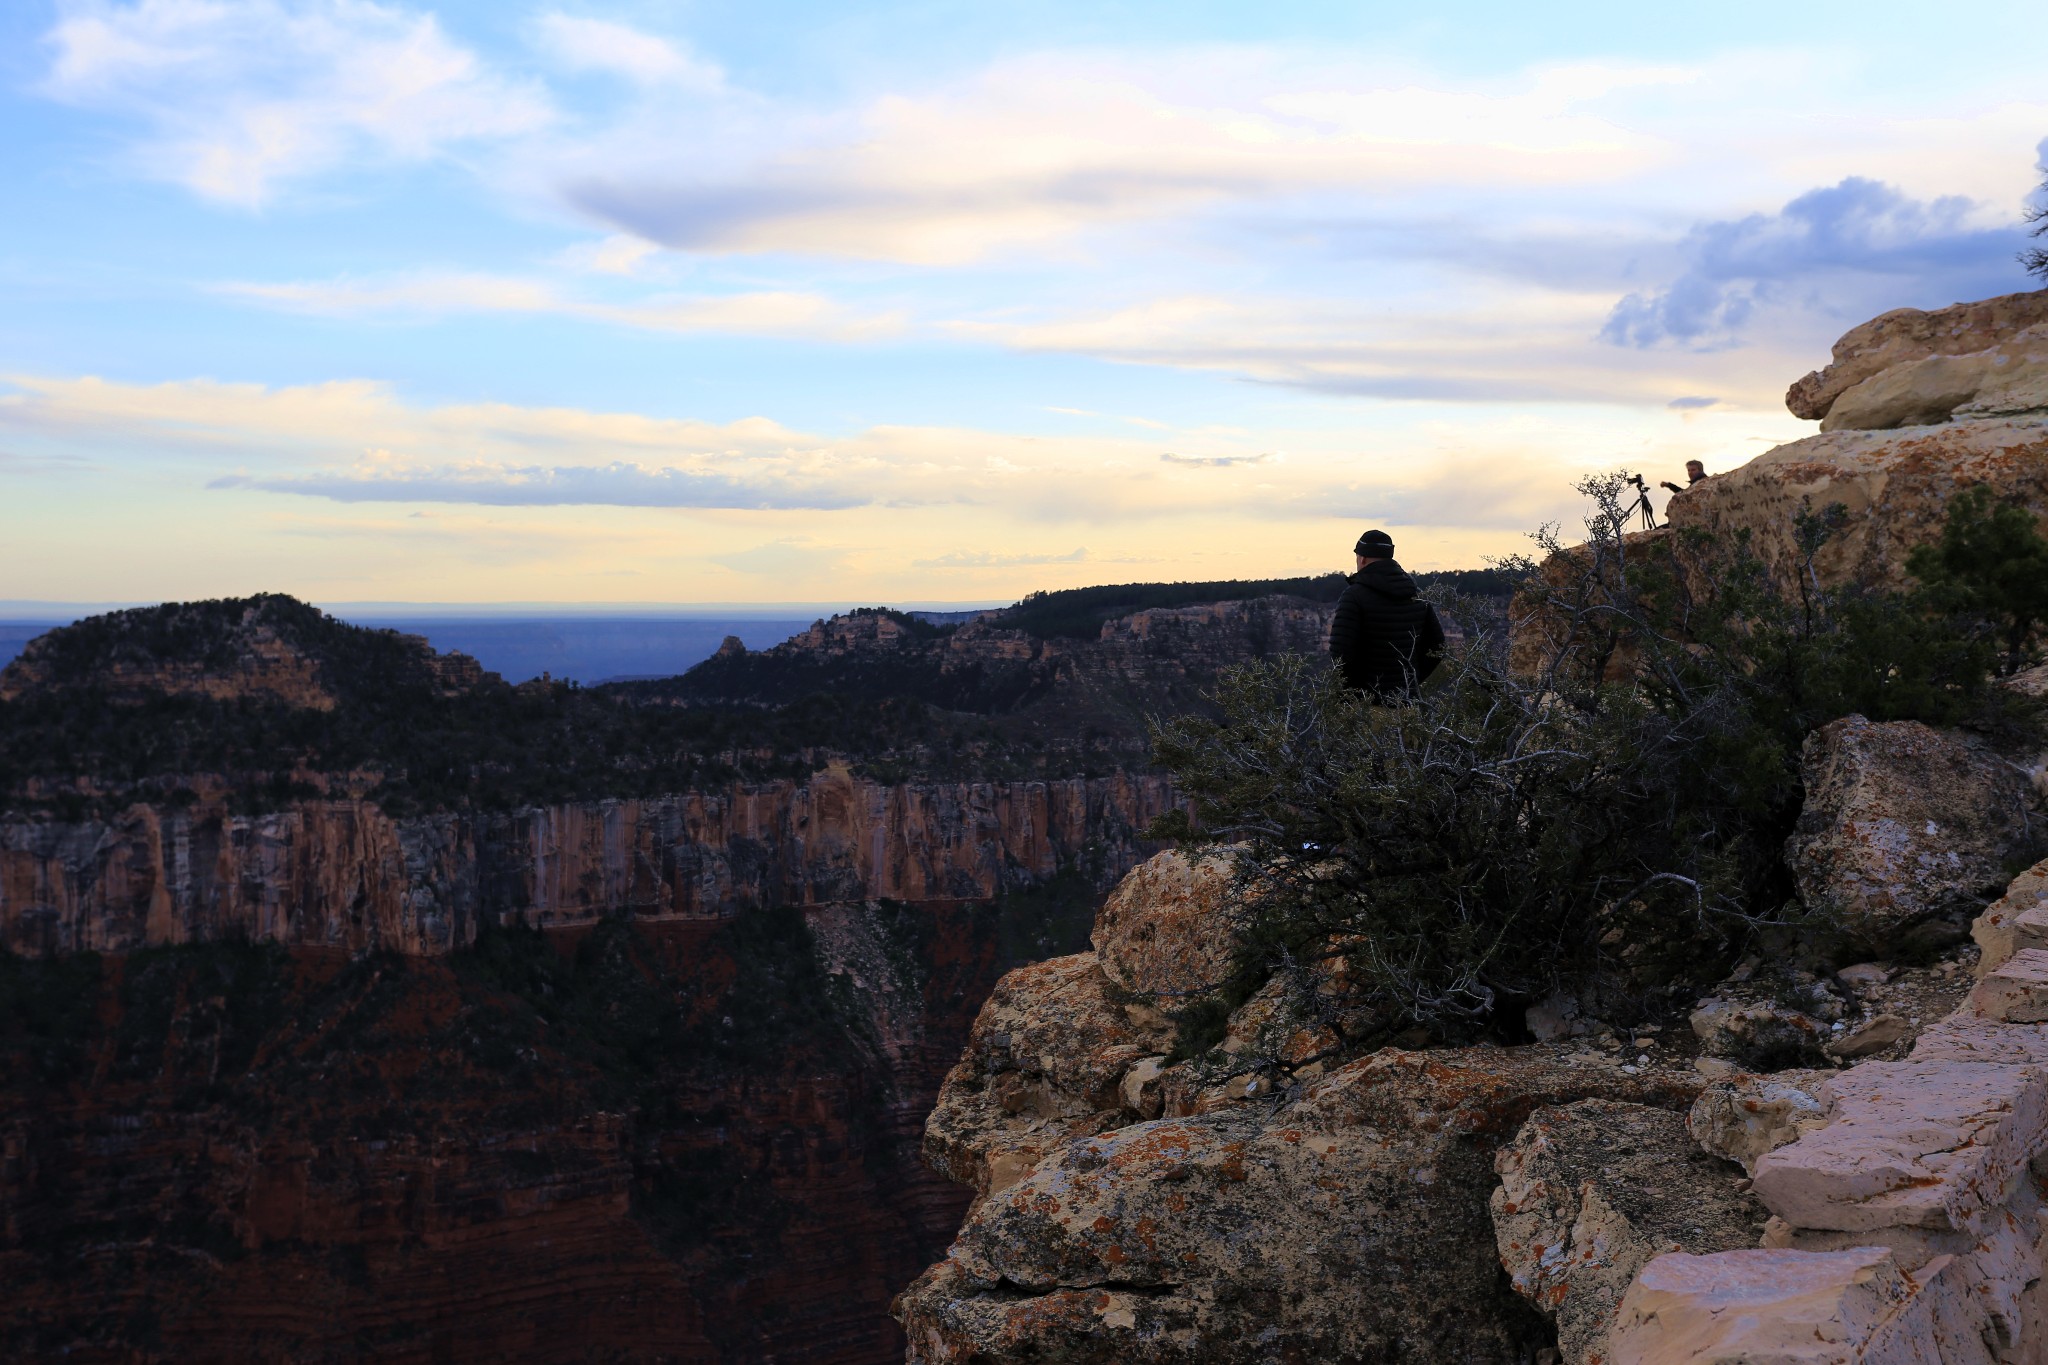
[1150, 475, 2047, 1059]
[993, 569, 1515, 640]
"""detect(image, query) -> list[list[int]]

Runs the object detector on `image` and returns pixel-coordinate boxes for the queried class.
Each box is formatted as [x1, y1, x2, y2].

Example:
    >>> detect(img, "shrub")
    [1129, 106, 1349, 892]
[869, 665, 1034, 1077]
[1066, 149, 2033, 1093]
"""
[1905, 483, 2048, 674]
[1149, 473, 2031, 1057]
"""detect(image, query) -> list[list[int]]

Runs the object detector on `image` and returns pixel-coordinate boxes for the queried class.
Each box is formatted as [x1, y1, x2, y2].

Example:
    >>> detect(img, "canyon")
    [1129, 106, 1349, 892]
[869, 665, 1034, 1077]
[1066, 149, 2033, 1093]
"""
[0, 581, 1350, 1362]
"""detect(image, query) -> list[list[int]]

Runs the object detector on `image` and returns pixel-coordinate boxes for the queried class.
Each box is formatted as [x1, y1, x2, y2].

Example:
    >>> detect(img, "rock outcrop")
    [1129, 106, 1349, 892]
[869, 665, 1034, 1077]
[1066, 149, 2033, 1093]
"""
[901, 1046, 1700, 1364]
[1592, 856, 2048, 1363]
[0, 773, 1178, 957]
[896, 849, 1709, 1362]
[1663, 416, 2048, 593]
[1785, 715, 2040, 952]
[1786, 290, 2048, 424]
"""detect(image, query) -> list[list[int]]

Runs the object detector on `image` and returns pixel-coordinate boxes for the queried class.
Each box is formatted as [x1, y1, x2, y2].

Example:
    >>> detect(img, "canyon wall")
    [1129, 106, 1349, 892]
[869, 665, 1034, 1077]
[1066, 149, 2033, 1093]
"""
[0, 903, 1020, 1364]
[1, 771, 1179, 958]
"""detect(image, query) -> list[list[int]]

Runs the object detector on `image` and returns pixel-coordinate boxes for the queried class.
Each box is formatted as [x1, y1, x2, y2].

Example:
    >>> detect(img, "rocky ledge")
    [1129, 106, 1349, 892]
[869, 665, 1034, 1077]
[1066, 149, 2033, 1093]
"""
[897, 290, 2048, 1364]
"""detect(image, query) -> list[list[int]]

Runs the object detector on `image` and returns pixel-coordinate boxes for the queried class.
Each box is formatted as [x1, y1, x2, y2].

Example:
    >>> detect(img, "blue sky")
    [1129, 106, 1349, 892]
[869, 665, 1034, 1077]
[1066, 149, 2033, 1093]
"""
[2, 0, 2043, 605]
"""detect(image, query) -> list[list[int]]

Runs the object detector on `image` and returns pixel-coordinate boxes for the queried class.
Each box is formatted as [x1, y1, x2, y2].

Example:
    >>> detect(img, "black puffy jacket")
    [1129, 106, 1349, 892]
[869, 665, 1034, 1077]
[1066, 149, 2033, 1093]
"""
[1328, 559, 1445, 697]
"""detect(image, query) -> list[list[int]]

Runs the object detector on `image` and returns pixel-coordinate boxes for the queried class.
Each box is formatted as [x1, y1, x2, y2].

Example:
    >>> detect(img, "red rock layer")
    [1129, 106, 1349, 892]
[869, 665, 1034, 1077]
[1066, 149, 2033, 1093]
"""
[0, 772, 1177, 957]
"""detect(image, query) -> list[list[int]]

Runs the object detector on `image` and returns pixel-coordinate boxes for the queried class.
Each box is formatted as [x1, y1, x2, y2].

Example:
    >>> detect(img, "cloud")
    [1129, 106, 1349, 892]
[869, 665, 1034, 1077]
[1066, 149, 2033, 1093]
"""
[1666, 396, 1719, 409]
[212, 458, 867, 509]
[1600, 177, 2032, 350]
[1161, 451, 1272, 467]
[218, 271, 906, 340]
[913, 547, 1088, 568]
[0, 371, 1801, 534]
[552, 51, 1676, 264]
[952, 292, 1806, 408]
[40, 0, 550, 205]
[531, 14, 720, 90]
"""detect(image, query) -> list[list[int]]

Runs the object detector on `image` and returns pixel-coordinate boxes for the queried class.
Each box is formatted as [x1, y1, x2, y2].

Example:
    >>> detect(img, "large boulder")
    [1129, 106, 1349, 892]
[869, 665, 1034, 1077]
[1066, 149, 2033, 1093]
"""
[1687, 1069, 1832, 1174]
[1490, 1099, 1765, 1364]
[1784, 715, 2039, 953]
[922, 951, 1170, 1198]
[1090, 848, 1238, 999]
[897, 1046, 1702, 1363]
[1786, 289, 2048, 422]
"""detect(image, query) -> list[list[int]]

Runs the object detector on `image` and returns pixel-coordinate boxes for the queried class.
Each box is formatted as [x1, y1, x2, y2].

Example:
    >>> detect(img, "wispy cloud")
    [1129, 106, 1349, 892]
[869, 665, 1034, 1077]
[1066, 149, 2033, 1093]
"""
[913, 547, 1088, 568]
[530, 13, 721, 90]
[212, 458, 868, 509]
[552, 51, 1677, 265]
[41, 0, 552, 206]
[217, 271, 907, 340]
[1161, 451, 1272, 467]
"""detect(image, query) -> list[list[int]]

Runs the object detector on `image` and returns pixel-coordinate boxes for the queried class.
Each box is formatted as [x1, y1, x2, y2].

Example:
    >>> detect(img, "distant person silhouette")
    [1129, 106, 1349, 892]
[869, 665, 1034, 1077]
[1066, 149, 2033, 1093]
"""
[1328, 529, 1445, 700]
[1660, 460, 1709, 496]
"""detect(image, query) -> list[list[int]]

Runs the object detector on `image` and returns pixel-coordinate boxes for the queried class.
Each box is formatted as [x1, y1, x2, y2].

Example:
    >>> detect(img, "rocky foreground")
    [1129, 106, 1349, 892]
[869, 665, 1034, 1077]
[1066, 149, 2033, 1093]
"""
[895, 291, 2048, 1364]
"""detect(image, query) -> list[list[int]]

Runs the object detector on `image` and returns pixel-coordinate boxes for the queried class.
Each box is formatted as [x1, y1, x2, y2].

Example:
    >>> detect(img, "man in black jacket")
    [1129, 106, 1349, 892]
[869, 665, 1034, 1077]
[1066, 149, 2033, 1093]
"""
[1329, 529, 1445, 699]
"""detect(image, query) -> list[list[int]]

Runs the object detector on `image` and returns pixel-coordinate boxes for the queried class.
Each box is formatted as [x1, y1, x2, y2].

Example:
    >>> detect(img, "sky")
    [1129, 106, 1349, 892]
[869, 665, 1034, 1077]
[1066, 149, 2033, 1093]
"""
[2, 1, 2044, 607]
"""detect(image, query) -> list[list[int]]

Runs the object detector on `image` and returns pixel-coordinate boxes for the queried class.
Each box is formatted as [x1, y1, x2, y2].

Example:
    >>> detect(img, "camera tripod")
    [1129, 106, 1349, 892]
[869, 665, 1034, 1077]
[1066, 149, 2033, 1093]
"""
[1624, 474, 1658, 531]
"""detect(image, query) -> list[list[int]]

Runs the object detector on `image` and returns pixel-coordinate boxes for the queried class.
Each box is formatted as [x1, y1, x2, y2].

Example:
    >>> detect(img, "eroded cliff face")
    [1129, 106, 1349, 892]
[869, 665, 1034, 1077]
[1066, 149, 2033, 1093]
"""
[1, 772, 1178, 957]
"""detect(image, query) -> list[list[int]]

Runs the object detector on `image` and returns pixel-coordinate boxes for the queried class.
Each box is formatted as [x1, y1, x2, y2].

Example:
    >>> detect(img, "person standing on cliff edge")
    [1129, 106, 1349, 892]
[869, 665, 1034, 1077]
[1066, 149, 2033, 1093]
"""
[1329, 529, 1445, 700]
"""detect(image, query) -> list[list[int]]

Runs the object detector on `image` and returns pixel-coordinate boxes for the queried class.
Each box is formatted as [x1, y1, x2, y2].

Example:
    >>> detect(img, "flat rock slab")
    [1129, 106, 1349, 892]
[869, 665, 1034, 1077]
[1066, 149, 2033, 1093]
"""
[1969, 947, 2048, 1024]
[1911, 1012, 2048, 1066]
[1972, 857, 2048, 976]
[1606, 1247, 1986, 1364]
[1751, 1060, 2048, 1233]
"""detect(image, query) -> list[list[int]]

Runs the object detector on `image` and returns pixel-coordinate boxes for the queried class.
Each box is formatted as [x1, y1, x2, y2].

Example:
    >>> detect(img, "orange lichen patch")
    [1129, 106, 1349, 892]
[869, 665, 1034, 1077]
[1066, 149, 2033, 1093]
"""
[1092, 1215, 1118, 1233]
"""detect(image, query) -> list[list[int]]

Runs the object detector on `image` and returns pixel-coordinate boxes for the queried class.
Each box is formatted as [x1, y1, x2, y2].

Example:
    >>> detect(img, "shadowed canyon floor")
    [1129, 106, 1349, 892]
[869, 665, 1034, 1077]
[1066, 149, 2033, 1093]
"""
[1, 902, 1077, 1363]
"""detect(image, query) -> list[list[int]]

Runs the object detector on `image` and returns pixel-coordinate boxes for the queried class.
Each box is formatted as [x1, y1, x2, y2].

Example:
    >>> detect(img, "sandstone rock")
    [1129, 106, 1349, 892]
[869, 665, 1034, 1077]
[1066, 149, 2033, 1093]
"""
[1491, 1099, 1764, 1363]
[1784, 716, 2039, 953]
[1758, 1177, 2048, 1358]
[1837, 962, 1891, 988]
[1750, 1059, 2048, 1233]
[1690, 993, 1832, 1068]
[1785, 290, 2048, 421]
[898, 1045, 1702, 1363]
[1662, 418, 2048, 594]
[1821, 352, 2048, 432]
[1971, 856, 2048, 977]
[1826, 1013, 1913, 1060]
[1968, 947, 2048, 1024]
[1909, 1012, 2048, 1066]
[922, 952, 1168, 1199]
[1606, 1246, 1988, 1364]
[1687, 1070, 1832, 1174]
[1118, 1055, 1168, 1119]
[1090, 847, 1238, 999]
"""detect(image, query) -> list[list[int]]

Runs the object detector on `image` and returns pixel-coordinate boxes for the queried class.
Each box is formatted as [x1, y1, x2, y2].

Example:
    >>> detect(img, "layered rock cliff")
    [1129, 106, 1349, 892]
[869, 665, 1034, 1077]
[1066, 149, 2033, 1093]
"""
[0, 585, 1340, 1362]
[1, 773, 1176, 958]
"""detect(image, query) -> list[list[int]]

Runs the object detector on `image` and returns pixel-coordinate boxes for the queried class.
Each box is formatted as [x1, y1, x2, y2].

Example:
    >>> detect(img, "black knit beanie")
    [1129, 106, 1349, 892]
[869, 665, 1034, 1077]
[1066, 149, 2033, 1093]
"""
[1354, 529, 1395, 559]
